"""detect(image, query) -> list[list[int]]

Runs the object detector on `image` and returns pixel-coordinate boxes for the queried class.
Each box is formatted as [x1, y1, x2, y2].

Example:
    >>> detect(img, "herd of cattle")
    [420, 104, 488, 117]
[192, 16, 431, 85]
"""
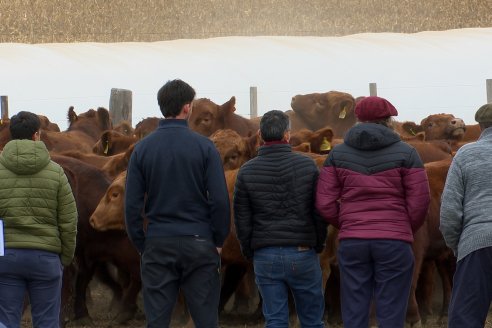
[3, 90, 481, 327]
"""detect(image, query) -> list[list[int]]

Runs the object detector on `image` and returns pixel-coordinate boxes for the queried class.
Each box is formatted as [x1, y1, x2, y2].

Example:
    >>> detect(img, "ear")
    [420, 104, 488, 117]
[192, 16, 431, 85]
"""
[219, 96, 236, 117]
[68, 106, 77, 124]
[402, 121, 423, 136]
[101, 130, 114, 155]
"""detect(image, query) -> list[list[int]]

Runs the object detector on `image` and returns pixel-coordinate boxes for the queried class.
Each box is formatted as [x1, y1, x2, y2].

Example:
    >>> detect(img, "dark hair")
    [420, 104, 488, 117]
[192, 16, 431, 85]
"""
[10, 111, 41, 140]
[157, 79, 196, 118]
[260, 110, 290, 141]
[480, 122, 492, 130]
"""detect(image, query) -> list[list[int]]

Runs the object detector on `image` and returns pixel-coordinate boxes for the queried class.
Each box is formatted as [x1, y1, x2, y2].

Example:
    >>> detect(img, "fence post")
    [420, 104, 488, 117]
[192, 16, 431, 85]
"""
[487, 79, 492, 103]
[369, 83, 378, 96]
[1, 96, 8, 121]
[109, 88, 132, 126]
[250, 86, 258, 119]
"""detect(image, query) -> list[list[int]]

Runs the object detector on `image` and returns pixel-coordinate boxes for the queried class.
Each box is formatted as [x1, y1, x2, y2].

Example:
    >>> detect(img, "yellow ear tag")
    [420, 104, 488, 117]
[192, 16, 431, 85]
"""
[339, 106, 347, 119]
[320, 137, 331, 152]
[104, 141, 109, 155]
[0, 119, 2, 125]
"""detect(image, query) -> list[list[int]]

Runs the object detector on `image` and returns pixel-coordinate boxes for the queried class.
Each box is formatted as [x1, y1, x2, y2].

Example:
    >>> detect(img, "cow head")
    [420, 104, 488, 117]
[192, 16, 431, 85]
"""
[290, 91, 356, 136]
[210, 129, 254, 170]
[67, 106, 113, 141]
[134, 117, 160, 139]
[189, 97, 236, 137]
[420, 114, 466, 141]
[89, 171, 127, 231]
[290, 127, 334, 154]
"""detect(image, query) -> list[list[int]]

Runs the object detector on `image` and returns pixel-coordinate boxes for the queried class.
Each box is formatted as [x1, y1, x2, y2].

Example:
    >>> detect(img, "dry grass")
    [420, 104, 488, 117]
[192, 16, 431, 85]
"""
[1, 0, 492, 43]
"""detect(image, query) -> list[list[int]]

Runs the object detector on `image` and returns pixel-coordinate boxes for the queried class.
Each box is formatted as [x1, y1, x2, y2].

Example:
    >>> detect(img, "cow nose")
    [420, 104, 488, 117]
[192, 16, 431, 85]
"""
[451, 118, 465, 128]
[89, 216, 97, 228]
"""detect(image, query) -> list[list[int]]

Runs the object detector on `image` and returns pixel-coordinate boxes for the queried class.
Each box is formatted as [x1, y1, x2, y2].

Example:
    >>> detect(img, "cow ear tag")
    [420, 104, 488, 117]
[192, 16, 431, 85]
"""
[320, 137, 331, 152]
[339, 106, 347, 119]
[104, 141, 109, 155]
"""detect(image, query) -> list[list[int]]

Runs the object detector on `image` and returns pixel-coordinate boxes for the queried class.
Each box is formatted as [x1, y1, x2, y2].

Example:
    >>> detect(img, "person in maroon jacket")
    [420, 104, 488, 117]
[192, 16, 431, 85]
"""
[315, 96, 430, 328]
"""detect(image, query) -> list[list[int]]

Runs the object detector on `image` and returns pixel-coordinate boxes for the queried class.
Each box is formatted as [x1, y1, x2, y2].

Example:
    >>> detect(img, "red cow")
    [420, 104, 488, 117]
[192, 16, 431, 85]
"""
[289, 91, 356, 137]
[92, 130, 137, 156]
[290, 127, 334, 154]
[209, 129, 259, 170]
[395, 113, 466, 142]
[52, 155, 140, 325]
[189, 97, 260, 137]
[134, 117, 160, 139]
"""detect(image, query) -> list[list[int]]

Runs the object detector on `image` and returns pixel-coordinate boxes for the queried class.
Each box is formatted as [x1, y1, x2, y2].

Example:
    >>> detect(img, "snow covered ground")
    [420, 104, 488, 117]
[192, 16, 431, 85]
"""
[1, 27, 492, 130]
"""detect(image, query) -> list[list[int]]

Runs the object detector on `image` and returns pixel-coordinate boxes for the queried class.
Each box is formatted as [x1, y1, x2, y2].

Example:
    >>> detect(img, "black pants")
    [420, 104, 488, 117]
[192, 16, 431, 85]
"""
[448, 247, 492, 328]
[141, 236, 221, 328]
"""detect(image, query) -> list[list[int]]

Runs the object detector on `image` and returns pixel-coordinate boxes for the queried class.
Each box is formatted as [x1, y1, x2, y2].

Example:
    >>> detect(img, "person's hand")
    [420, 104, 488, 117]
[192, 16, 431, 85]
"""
[216, 247, 222, 255]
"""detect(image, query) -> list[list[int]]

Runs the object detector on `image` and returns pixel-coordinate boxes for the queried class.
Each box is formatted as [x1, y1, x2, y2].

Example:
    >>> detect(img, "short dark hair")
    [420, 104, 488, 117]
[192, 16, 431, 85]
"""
[157, 79, 196, 118]
[10, 111, 41, 140]
[260, 110, 290, 142]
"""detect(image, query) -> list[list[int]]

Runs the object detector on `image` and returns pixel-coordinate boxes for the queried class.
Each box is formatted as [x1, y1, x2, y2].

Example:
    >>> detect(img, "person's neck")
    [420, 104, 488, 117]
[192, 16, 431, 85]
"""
[264, 140, 289, 146]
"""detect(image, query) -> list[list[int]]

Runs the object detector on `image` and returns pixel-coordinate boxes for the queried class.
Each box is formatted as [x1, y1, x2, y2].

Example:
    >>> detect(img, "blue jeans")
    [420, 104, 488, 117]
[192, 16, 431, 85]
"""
[253, 246, 324, 328]
[0, 248, 63, 328]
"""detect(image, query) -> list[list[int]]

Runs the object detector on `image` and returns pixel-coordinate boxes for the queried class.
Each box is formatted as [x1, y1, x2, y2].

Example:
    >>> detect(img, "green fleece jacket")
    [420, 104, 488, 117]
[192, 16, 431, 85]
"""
[0, 139, 77, 265]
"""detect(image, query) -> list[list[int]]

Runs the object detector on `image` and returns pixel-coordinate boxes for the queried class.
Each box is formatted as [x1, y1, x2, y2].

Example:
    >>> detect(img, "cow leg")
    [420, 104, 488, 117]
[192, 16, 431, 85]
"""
[218, 264, 247, 314]
[416, 259, 436, 323]
[436, 251, 456, 318]
[93, 264, 124, 312]
[112, 271, 141, 324]
[324, 264, 342, 325]
[60, 263, 77, 328]
[406, 248, 424, 327]
[72, 260, 96, 325]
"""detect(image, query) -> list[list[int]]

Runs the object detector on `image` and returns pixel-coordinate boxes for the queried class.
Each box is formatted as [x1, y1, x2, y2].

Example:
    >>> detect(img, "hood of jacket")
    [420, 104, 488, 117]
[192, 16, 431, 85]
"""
[0, 139, 51, 175]
[344, 122, 401, 150]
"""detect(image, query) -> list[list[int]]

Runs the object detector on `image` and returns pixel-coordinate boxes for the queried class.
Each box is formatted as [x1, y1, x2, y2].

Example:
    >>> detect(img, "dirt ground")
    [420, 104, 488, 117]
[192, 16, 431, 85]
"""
[20, 279, 492, 328]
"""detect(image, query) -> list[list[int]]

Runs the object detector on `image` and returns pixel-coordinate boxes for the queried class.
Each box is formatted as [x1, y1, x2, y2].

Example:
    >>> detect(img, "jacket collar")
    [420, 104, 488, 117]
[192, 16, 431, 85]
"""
[257, 143, 292, 156]
[158, 119, 188, 128]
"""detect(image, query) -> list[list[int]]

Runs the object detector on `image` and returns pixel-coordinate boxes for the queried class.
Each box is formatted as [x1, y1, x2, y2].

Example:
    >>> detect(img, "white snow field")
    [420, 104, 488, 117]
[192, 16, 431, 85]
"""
[1, 27, 491, 130]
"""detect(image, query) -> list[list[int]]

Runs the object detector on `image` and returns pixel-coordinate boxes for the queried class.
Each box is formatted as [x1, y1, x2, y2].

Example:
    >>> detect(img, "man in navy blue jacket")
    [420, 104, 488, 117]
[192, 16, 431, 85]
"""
[125, 79, 230, 328]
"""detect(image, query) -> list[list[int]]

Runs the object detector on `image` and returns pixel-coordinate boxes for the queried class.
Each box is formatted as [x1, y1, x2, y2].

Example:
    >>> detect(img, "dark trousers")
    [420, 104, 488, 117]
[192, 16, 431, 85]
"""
[141, 236, 221, 328]
[338, 239, 414, 328]
[448, 247, 492, 328]
[0, 248, 63, 328]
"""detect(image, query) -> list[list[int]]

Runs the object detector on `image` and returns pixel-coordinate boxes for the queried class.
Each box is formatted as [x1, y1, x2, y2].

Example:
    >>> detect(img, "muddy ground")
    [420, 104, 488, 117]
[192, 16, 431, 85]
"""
[21, 279, 492, 328]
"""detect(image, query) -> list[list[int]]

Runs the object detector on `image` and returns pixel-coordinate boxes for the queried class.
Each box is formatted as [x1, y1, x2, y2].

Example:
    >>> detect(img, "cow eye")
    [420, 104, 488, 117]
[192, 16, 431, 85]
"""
[428, 122, 434, 128]
[111, 192, 119, 198]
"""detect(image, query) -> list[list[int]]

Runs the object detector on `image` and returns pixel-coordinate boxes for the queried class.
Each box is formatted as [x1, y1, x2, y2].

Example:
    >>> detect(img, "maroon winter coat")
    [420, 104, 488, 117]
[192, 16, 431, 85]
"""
[315, 123, 430, 243]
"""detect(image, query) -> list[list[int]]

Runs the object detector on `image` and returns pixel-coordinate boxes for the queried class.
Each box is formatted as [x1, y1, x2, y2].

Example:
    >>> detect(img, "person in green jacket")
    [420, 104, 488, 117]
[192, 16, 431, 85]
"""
[0, 111, 78, 328]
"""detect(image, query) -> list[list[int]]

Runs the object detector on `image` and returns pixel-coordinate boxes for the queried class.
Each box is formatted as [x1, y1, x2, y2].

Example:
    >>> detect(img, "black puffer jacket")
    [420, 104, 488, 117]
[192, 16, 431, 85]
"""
[233, 143, 328, 259]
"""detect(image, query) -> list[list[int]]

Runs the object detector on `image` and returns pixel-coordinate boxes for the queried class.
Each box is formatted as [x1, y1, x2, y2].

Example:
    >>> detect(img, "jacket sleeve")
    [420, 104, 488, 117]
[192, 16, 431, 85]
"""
[315, 154, 342, 228]
[439, 159, 464, 255]
[312, 166, 328, 253]
[205, 146, 231, 247]
[124, 149, 147, 254]
[402, 148, 430, 232]
[57, 168, 78, 266]
[233, 170, 254, 259]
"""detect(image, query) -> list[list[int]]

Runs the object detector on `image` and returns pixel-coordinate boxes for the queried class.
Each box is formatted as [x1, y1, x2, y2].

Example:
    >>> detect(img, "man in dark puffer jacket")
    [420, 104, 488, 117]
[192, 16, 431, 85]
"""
[234, 110, 327, 328]
[316, 96, 430, 328]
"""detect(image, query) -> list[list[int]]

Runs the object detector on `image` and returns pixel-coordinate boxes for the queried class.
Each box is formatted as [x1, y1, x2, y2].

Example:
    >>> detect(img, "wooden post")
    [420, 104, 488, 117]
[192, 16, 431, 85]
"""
[369, 83, 377, 96]
[487, 79, 492, 103]
[250, 86, 258, 119]
[1, 96, 8, 120]
[109, 88, 132, 126]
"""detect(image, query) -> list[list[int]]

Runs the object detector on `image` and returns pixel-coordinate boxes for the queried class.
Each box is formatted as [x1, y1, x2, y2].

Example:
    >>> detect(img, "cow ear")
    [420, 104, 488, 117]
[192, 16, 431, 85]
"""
[97, 107, 112, 131]
[402, 121, 423, 136]
[101, 130, 114, 155]
[415, 132, 426, 141]
[244, 133, 260, 158]
[68, 106, 77, 124]
[313, 128, 334, 153]
[219, 96, 236, 116]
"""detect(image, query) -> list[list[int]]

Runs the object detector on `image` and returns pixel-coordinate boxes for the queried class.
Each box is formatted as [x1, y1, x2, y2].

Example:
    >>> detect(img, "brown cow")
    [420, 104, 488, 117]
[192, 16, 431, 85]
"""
[395, 113, 466, 142]
[133, 117, 160, 139]
[289, 91, 356, 137]
[52, 155, 140, 325]
[0, 114, 61, 149]
[113, 120, 134, 136]
[290, 127, 334, 154]
[93, 130, 137, 156]
[40, 107, 113, 154]
[189, 97, 260, 137]
[209, 129, 259, 170]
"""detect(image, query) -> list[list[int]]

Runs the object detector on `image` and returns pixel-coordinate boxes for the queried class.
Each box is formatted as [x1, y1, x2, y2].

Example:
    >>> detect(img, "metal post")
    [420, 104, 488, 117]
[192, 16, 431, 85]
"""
[1, 96, 8, 120]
